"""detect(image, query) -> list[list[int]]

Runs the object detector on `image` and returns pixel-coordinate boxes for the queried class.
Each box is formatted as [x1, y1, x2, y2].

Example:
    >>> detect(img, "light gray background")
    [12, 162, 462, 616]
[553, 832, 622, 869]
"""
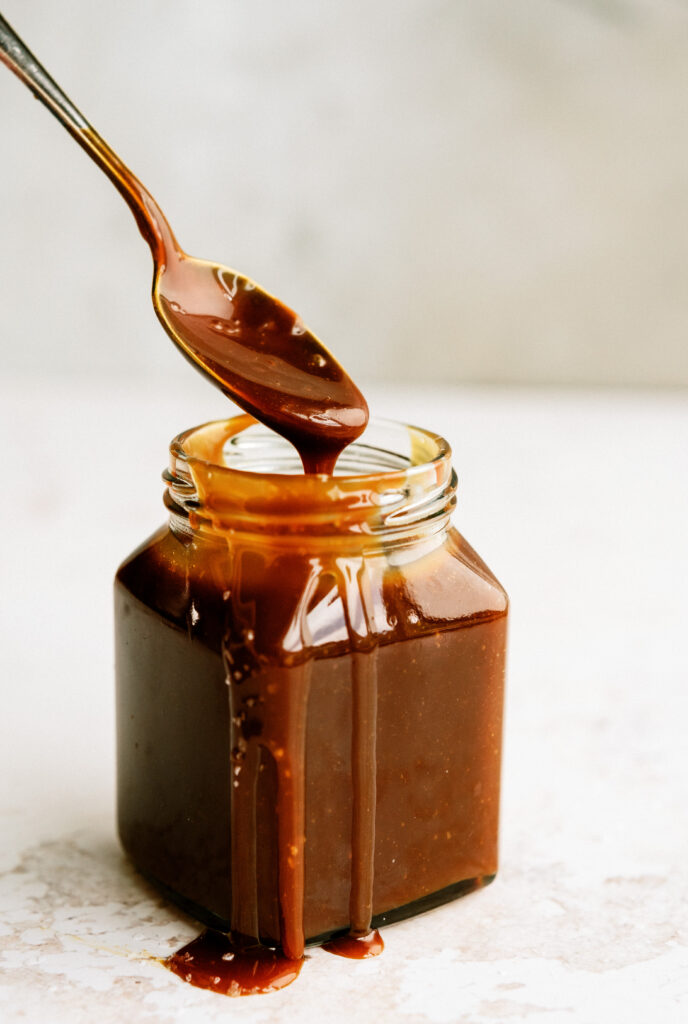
[1, 0, 687, 390]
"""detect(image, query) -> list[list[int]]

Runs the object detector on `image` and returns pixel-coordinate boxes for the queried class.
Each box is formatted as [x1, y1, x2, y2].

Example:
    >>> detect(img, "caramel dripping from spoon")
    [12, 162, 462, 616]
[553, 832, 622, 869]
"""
[0, 14, 368, 473]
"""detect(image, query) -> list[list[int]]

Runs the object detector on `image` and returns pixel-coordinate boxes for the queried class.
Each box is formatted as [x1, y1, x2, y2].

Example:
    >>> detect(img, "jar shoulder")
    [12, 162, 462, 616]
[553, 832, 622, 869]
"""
[113, 523, 508, 655]
[443, 526, 508, 617]
[374, 527, 507, 638]
[115, 525, 196, 629]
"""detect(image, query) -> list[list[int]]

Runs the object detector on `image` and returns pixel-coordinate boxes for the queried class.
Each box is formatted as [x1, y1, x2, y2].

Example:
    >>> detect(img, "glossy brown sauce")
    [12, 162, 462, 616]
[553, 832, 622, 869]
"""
[162, 926, 383, 997]
[323, 929, 385, 959]
[116, 421, 508, 997]
[156, 261, 368, 474]
[164, 929, 303, 996]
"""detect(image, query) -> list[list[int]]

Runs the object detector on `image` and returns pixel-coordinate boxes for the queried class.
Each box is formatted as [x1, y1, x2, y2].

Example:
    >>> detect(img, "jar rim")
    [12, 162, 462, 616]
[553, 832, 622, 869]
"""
[165, 415, 456, 539]
[172, 413, 451, 479]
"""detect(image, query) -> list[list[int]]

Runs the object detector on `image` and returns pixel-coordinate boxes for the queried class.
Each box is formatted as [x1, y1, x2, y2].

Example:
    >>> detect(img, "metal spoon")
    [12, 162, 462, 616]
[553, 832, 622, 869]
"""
[0, 13, 368, 472]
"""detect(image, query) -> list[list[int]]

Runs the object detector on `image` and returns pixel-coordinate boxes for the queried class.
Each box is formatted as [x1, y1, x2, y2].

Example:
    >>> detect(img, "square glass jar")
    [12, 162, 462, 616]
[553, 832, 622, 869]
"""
[114, 416, 507, 958]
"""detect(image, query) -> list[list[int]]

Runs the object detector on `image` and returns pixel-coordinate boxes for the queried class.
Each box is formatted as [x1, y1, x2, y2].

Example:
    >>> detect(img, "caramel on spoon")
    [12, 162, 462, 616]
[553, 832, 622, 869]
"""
[0, 13, 368, 473]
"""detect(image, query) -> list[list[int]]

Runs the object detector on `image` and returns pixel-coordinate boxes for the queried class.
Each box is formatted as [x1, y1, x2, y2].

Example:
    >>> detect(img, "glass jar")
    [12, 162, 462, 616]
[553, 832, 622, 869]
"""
[114, 415, 507, 959]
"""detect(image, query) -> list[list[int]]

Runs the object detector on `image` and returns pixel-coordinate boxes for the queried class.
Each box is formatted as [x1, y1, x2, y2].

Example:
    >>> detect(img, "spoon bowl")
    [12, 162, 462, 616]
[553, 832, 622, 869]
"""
[154, 254, 368, 471]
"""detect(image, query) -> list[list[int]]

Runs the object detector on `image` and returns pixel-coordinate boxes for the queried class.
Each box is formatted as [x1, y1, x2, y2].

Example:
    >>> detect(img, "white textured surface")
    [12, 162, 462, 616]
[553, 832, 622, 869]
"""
[1, 0, 688, 387]
[1, 379, 687, 1022]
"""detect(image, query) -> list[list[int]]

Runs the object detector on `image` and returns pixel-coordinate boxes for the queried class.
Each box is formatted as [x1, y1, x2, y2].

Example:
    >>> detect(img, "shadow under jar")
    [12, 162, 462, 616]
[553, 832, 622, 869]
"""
[114, 415, 508, 959]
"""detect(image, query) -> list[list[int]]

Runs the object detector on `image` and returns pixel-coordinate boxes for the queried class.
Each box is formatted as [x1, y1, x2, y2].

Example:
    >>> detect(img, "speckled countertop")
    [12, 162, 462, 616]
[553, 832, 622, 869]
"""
[2, 381, 687, 1023]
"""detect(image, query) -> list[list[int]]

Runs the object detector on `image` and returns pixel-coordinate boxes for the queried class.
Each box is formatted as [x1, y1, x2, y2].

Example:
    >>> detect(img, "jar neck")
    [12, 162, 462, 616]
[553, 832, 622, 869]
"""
[164, 415, 457, 551]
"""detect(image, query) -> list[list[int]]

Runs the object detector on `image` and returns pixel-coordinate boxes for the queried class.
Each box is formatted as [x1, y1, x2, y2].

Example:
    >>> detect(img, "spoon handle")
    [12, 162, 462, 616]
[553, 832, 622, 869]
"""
[0, 12, 91, 133]
[0, 11, 175, 262]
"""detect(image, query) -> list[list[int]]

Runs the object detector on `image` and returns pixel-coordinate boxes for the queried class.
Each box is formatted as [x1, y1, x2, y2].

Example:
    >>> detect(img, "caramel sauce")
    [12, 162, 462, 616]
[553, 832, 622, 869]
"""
[156, 262, 368, 474]
[163, 927, 383, 998]
[323, 929, 385, 959]
[116, 419, 508, 998]
[164, 929, 303, 996]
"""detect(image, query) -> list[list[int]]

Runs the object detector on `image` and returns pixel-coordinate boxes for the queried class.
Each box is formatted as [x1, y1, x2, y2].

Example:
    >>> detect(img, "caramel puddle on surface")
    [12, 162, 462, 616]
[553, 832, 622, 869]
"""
[162, 927, 384, 997]
[163, 929, 303, 996]
[322, 929, 385, 959]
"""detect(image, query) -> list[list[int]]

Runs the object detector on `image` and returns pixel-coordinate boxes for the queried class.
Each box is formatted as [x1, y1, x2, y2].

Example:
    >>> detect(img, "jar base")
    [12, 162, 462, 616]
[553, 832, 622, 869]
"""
[129, 857, 496, 948]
